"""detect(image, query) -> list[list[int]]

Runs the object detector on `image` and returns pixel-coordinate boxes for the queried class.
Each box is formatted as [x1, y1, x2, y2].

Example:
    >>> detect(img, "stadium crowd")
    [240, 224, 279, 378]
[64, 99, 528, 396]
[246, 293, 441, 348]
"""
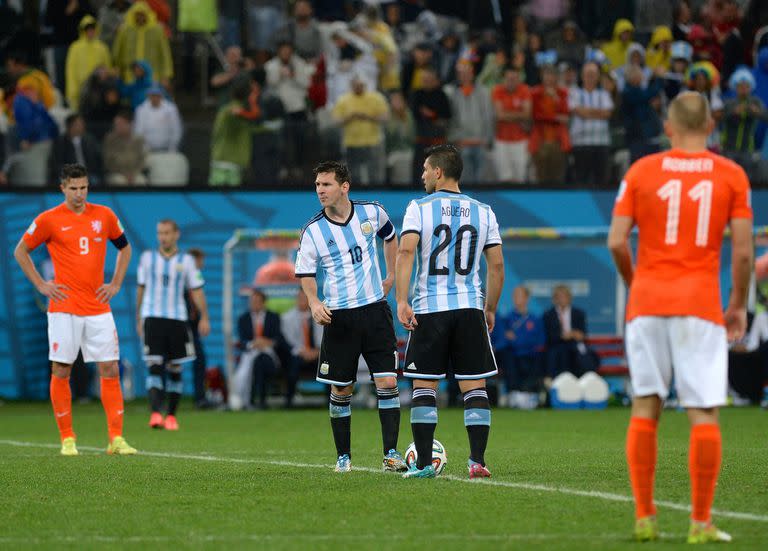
[3, 0, 768, 187]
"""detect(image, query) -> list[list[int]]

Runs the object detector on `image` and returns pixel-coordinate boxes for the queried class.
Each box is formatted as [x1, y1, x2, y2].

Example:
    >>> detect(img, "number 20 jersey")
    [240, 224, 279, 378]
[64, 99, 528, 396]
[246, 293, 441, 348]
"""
[295, 201, 396, 310]
[613, 149, 752, 325]
[401, 190, 502, 314]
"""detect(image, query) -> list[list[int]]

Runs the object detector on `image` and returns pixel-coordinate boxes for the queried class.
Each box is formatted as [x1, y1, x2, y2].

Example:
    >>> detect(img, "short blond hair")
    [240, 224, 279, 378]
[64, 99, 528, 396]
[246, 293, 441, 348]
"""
[667, 91, 711, 133]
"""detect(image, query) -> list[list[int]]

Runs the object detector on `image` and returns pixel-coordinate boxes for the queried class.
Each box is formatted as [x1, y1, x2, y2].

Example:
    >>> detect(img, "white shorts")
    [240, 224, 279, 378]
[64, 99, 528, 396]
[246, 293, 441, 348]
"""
[47, 312, 120, 364]
[625, 316, 727, 408]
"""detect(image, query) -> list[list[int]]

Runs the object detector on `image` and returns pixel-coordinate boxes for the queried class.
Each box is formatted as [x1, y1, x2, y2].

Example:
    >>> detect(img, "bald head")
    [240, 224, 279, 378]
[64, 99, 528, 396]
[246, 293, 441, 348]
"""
[667, 92, 711, 133]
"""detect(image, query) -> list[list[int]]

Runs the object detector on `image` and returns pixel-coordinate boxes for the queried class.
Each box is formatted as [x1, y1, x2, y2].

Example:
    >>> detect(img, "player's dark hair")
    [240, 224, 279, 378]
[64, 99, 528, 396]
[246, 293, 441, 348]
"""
[425, 144, 463, 181]
[65, 113, 82, 130]
[251, 288, 267, 301]
[313, 161, 350, 185]
[188, 248, 205, 259]
[115, 108, 133, 122]
[158, 219, 179, 231]
[60, 164, 88, 184]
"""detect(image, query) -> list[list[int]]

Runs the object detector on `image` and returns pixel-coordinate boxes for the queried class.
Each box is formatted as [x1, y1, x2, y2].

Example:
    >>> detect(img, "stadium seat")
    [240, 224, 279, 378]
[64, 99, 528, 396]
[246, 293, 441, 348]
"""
[7, 141, 52, 186]
[146, 152, 189, 186]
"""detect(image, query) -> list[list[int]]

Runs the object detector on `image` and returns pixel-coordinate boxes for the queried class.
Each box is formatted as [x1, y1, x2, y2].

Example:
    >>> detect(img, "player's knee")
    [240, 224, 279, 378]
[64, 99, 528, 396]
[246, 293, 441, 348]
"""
[463, 388, 491, 426]
[374, 376, 397, 389]
[98, 361, 119, 378]
[331, 384, 352, 396]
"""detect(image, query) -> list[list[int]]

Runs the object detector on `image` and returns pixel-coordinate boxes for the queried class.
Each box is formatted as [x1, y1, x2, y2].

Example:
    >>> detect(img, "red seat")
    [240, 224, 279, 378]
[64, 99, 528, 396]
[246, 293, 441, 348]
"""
[587, 334, 629, 377]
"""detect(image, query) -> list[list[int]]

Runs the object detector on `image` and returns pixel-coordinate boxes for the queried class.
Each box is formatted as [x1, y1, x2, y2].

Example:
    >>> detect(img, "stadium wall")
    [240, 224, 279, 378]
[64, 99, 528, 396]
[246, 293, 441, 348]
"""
[2, 190, 765, 399]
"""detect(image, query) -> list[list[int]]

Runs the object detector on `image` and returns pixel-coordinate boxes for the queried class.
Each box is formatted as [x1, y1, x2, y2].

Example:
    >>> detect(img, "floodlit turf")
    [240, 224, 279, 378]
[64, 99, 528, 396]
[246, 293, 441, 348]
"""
[1, 401, 766, 550]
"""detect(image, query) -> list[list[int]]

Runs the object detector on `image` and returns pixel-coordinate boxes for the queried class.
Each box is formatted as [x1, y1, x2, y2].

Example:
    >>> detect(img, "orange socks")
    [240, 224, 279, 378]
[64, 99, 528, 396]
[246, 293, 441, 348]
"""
[50, 375, 75, 441]
[689, 423, 722, 524]
[626, 416, 658, 519]
[100, 376, 125, 442]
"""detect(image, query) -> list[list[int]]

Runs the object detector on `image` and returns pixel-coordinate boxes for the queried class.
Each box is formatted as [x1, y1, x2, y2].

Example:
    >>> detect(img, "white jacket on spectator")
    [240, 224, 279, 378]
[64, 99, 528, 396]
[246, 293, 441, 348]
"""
[134, 98, 183, 152]
[265, 54, 313, 114]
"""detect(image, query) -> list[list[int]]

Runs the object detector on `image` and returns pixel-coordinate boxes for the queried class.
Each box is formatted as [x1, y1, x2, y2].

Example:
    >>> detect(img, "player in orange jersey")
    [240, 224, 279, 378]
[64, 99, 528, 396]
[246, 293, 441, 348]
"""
[14, 164, 138, 456]
[608, 92, 753, 544]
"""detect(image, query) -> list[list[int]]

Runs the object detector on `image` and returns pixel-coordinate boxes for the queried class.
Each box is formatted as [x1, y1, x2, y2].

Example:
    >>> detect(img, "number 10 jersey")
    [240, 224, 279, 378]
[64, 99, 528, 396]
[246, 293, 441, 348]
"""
[295, 201, 396, 310]
[401, 190, 502, 314]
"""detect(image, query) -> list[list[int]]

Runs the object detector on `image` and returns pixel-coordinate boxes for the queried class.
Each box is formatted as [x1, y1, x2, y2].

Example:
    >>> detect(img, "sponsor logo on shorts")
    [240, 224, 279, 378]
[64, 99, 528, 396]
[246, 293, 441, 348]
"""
[406, 362, 416, 370]
[320, 362, 329, 375]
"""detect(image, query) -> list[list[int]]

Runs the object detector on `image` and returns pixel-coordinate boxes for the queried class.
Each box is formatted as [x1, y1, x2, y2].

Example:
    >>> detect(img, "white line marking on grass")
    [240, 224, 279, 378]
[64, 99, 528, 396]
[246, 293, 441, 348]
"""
[2, 439, 767, 524]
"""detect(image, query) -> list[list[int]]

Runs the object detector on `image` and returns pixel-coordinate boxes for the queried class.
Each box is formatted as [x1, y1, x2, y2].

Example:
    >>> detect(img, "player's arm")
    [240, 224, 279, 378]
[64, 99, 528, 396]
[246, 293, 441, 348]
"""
[607, 215, 635, 287]
[725, 217, 754, 341]
[300, 276, 332, 325]
[136, 284, 145, 337]
[13, 239, 68, 302]
[483, 244, 504, 333]
[381, 232, 398, 296]
[97, 239, 131, 303]
[189, 287, 210, 337]
[395, 232, 419, 329]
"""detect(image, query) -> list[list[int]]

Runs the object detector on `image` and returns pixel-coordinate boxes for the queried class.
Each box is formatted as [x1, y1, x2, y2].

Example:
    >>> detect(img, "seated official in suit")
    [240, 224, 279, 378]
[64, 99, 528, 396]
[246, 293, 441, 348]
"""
[543, 284, 598, 381]
[280, 289, 323, 407]
[48, 113, 103, 185]
[233, 288, 284, 409]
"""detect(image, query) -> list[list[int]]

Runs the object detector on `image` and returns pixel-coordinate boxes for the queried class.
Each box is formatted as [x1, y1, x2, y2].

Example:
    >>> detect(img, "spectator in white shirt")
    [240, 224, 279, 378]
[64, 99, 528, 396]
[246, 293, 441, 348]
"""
[134, 84, 183, 152]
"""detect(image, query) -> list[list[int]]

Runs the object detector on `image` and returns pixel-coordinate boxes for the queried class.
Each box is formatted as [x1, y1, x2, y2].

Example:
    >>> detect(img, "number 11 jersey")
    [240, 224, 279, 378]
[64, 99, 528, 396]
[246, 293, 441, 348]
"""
[613, 149, 752, 325]
[401, 190, 501, 314]
[295, 201, 396, 310]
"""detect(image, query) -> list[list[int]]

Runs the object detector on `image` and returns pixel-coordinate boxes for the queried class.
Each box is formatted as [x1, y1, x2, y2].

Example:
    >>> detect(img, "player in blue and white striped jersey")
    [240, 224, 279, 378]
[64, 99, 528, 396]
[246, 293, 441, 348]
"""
[136, 219, 210, 431]
[396, 145, 505, 479]
[295, 161, 406, 473]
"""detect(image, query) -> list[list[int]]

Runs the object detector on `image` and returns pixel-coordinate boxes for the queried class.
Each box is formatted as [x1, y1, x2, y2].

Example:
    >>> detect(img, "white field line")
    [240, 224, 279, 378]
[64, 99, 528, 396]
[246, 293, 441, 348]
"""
[1, 439, 767, 524]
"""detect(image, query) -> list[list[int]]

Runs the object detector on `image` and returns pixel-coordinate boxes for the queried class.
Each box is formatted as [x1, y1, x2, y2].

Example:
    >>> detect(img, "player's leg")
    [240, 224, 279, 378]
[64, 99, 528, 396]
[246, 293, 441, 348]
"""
[625, 316, 673, 540]
[329, 383, 353, 471]
[163, 321, 196, 428]
[451, 309, 497, 478]
[84, 313, 136, 454]
[48, 312, 81, 453]
[164, 362, 183, 430]
[671, 317, 731, 543]
[406, 379, 439, 476]
[142, 318, 166, 426]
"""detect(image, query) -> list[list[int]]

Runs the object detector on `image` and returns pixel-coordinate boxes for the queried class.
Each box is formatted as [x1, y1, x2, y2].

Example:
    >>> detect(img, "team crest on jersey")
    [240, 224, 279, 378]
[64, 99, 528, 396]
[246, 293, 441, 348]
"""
[91, 220, 102, 234]
[176, 263, 184, 273]
[320, 362, 330, 375]
[360, 220, 374, 236]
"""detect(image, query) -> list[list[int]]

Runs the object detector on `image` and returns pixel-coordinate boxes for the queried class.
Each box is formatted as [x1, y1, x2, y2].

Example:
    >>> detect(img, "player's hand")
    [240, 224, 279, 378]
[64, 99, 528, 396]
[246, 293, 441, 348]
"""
[724, 305, 747, 342]
[397, 302, 417, 330]
[310, 301, 332, 325]
[484, 309, 496, 333]
[382, 274, 394, 296]
[198, 315, 211, 337]
[301, 348, 319, 362]
[96, 282, 120, 303]
[37, 280, 69, 302]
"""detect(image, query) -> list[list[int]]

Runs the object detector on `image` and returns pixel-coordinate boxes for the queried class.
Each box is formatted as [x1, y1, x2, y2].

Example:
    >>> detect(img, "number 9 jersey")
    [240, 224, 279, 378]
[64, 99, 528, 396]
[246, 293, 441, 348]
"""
[613, 149, 752, 325]
[401, 190, 502, 314]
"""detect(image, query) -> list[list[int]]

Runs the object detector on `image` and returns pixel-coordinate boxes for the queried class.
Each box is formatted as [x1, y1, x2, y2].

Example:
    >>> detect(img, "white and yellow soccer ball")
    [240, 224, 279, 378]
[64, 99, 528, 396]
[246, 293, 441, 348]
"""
[404, 439, 447, 475]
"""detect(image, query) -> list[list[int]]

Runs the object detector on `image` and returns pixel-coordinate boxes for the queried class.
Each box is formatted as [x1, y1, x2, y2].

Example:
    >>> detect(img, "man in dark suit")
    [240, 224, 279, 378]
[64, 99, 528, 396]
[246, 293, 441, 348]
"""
[48, 113, 103, 185]
[543, 284, 598, 380]
[233, 288, 285, 409]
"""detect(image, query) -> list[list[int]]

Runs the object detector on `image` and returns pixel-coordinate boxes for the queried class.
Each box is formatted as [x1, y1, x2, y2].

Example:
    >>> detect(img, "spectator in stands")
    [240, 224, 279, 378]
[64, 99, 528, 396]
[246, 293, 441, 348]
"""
[98, 0, 131, 46]
[530, 64, 570, 183]
[664, 41, 694, 102]
[210, 46, 255, 106]
[601, 70, 625, 179]
[411, 66, 451, 182]
[385, 91, 415, 185]
[65, 15, 112, 110]
[543, 284, 597, 380]
[134, 84, 182, 152]
[719, 15, 745, 92]
[447, 61, 493, 184]
[280, 289, 322, 408]
[615, 43, 652, 92]
[325, 23, 378, 106]
[358, 5, 401, 94]
[12, 85, 58, 149]
[687, 24, 722, 70]
[601, 19, 635, 70]
[559, 62, 579, 97]
[645, 26, 674, 72]
[523, 32, 545, 87]
[401, 42, 435, 98]
[687, 63, 724, 150]
[753, 48, 768, 115]
[5, 52, 56, 113]
[436, 29, 462, 86]
[233, 288, 284, 410]
[209, 76, 253, 186]
[569, 61, 613, 187]
[265, 41, 313, 182]
[477, 45, 507, 88]
[270, 0, 322, 63]
[45, 0, 94, 92]
[246, 0, 286, 55]
[722, 68, 768, 180]
[551, 20, 586, 70]
[673, 0, 693, 42]
[48, 113, 103, 186]
[103, 109, 147, 185]
[633, 0, 674, 46]
[119, 60, 154, 110]
[245, 69, 285, 185]
[332, 74, 389, 185]
[511, 13, 529, 51]
[79, 66, 121, 140]
[112, 1, 173, 88]
[496, 285, 545, 410]
[491, 65, 531, 183]
[622, 65, 665, 163]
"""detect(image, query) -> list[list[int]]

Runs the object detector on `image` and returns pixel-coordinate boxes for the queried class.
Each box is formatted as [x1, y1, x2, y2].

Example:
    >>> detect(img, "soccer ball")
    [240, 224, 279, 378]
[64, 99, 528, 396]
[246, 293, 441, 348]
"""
[404, 439, 447, 475]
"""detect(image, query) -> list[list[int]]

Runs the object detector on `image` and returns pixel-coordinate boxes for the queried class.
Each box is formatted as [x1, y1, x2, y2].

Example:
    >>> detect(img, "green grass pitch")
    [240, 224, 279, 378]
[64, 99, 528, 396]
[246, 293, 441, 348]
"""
[1, 402, 766, 550]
